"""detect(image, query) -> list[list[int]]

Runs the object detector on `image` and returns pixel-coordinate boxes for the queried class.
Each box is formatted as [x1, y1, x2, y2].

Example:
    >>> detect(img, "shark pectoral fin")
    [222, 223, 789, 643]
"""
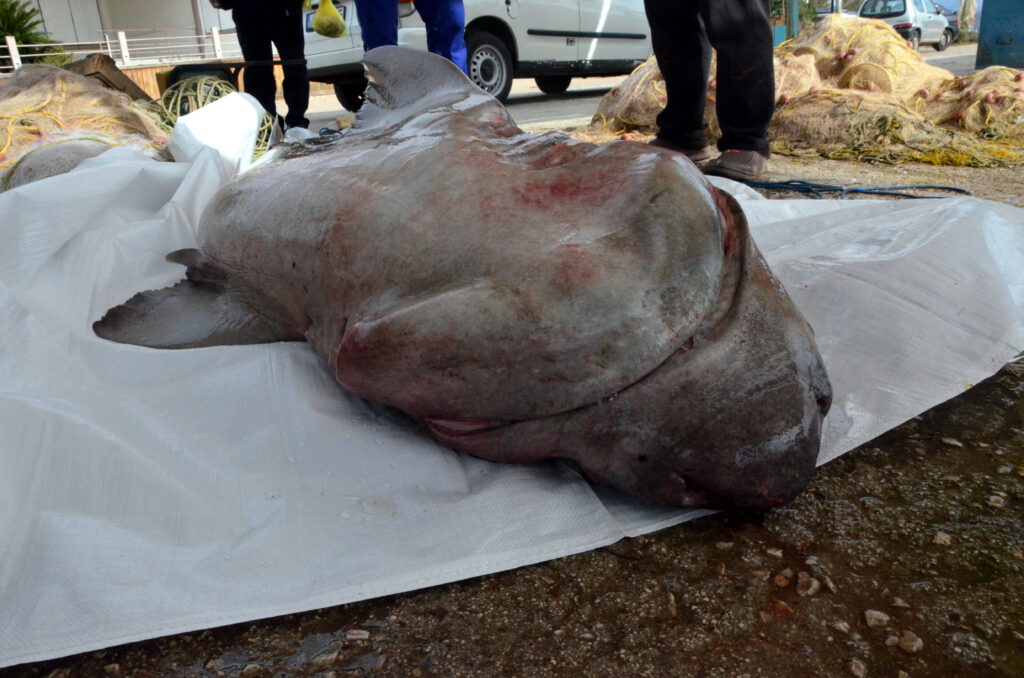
[93, 279, 301, 349]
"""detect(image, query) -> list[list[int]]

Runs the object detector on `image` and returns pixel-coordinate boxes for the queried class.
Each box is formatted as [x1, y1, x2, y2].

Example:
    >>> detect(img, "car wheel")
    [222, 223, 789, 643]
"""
[534, 75, 572, 95]
[466, 30, 513, 102]
[909, 30, 920, 51]
[333, 78, 367, 112]
[933, 28, 952, 51]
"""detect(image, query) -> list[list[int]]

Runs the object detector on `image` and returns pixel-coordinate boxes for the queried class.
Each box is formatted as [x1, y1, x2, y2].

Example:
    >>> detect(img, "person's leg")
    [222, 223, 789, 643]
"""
[354, 0, 399, 50]
[702, 0, 774, 152]
[642, 0, 710, 153]
[413, 0, 468, 73]
[233, 4, 278, 121]
[270, 1, 310, 128]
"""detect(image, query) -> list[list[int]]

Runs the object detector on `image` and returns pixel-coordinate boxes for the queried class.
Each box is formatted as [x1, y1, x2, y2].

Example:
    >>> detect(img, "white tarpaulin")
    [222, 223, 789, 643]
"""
[2, 94, 1023, 668]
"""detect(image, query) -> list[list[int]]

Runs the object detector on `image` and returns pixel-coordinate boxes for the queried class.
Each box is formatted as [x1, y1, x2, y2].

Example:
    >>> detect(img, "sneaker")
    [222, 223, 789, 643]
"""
[703, 149, 770, 182]
[283, 127, 318, 143]
[649, 137, 713, 165]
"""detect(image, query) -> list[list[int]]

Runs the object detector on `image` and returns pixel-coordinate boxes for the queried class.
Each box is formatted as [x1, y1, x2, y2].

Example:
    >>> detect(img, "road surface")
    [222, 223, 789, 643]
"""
[306, 42, 982, 132]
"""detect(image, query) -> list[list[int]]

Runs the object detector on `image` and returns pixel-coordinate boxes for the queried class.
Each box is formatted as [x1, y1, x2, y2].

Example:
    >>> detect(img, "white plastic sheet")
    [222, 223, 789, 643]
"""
[2, 102, 1023, 667]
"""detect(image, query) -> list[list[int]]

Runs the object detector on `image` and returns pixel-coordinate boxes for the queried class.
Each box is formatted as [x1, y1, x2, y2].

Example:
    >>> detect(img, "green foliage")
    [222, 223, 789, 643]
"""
[1, 0, 47, 43]
[771, 1, 823, 26]
[1, 0, 64, 64]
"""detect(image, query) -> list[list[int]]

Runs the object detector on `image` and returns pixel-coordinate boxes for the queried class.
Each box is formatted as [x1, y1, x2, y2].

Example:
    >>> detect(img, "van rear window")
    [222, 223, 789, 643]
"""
[860, 0, 907, 18]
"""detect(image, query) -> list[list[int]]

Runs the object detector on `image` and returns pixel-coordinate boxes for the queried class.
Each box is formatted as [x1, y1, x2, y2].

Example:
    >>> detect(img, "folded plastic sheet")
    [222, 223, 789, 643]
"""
[2, 99, 1023, 667]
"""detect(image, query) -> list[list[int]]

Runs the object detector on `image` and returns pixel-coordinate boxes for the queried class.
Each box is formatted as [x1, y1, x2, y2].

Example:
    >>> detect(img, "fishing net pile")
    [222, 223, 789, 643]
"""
[0, 65, 171, 190]
[578, 15, 1024, 167]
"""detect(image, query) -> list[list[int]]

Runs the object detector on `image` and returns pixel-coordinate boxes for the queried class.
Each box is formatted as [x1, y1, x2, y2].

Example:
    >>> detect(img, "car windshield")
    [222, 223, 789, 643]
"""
[860, 0, 907, 17]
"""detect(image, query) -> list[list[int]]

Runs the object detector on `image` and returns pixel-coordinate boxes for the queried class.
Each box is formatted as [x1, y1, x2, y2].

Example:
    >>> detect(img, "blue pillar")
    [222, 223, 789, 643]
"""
[787, 0, 800, 39]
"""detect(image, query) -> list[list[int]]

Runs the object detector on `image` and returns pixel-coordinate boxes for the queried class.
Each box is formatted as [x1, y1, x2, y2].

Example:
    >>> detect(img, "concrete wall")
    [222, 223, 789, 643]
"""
[95, 0, 198, 37]
[28, 1, 237, 42]
[33, 0, 104, 43]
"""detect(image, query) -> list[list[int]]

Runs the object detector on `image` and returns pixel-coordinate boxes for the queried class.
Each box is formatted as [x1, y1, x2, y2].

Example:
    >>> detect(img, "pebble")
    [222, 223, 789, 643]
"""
[766, 548, 784, 559]
[823, 575, 838, 593]
[716, 541, 734, 551]
[987, 495, 1006, 508]
[752, 569, 771, 582]
[899, 630, 925, 654]
[891, 597, 910, 608]
[102, 665, 120, 678]
[313, 651, 338, 668]
[774, 573, 791, 587]
[933, 532, 952, 546]
[797, 571, 821, 597]
[942, 437, 964, 447]
[865, 610, 890, 628]
[832, 621, 851, 634]
[997, 465, 1013, 474]
[885, 635, 899, 647]
[240, 665, 262, 678]
[898, 672, 909, 678]
[849, 658, 867, 677]
[345, 629, 370, 641]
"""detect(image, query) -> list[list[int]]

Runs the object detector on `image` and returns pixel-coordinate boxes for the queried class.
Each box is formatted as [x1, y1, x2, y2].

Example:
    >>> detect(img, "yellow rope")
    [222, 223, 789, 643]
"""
[158, 75, 274, 157]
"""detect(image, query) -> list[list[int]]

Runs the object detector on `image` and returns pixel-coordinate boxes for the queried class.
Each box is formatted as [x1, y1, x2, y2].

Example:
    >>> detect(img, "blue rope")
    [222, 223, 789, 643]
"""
[743, 180, 973, 199]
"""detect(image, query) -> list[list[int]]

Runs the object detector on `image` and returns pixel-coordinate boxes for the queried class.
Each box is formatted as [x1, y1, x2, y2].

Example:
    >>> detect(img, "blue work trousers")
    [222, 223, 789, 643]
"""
[354, 0, 468, 73]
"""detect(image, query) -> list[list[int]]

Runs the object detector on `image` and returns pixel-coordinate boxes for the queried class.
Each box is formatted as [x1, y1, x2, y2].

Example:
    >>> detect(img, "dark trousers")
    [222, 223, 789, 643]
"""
[233, 0, 310, 129]
[354, 0, 468, 73]
[643, 0, 774, 151]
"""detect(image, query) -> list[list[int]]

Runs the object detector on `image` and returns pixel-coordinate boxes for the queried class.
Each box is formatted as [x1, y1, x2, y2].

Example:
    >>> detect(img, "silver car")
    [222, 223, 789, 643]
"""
[858, 0, 953, 51]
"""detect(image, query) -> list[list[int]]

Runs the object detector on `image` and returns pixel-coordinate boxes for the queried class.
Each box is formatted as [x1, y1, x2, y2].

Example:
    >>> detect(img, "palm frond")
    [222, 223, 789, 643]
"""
[0, 1, 49, 43]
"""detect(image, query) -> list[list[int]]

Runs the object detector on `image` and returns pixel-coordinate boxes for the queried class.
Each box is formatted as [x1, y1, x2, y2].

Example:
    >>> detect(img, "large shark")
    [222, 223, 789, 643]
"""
[94, 47, 831, 511]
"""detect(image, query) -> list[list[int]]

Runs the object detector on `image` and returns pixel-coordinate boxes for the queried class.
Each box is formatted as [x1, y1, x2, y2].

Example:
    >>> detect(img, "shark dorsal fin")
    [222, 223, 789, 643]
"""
[354, 46, 515, 132]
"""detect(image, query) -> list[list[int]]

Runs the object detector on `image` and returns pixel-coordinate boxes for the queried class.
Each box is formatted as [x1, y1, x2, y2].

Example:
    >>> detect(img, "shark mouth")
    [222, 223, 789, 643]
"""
[423, 417, 509, 437]
[421, 338, 700, 439]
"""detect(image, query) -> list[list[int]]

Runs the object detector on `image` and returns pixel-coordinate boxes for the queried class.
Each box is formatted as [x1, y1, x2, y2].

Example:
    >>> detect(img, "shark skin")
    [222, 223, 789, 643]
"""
[94, 46, 831, 511]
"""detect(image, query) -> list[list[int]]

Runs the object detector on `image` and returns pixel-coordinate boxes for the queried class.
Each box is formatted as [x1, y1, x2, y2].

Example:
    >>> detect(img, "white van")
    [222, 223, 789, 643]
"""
[302, 0, 653, 110]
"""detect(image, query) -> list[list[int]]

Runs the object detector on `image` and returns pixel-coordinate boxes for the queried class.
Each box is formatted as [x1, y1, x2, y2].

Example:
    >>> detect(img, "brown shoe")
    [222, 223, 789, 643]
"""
[649, 137, 713, 165]
[703, 149, 770, 182]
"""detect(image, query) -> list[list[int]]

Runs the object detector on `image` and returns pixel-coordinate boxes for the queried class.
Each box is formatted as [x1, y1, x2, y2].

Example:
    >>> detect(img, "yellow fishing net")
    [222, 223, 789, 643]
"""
[0, 65, 171, 178]
[579, 15, 1024, 167]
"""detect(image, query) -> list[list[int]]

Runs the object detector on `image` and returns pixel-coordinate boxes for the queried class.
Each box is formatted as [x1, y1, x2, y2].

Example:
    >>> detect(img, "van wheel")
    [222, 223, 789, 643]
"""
[466, 30, 513, 102]
[909, 30, 920, 51]
[933, 28, 952, 51]
[535, 75, 572, 95]
[333, 77, 367, 112]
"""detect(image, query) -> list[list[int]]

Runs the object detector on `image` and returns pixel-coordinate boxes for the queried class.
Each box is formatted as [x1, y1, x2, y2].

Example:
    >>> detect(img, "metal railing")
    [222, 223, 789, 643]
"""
[1, 28, 244, 75]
